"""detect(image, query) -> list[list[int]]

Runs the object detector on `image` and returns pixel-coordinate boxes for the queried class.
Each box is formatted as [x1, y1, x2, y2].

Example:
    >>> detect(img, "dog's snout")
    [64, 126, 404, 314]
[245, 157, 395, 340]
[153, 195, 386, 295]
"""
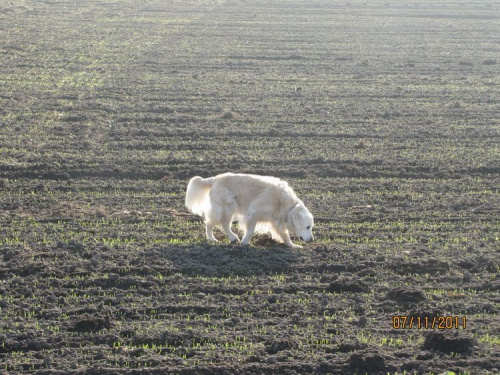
[301, 235, 314, 243]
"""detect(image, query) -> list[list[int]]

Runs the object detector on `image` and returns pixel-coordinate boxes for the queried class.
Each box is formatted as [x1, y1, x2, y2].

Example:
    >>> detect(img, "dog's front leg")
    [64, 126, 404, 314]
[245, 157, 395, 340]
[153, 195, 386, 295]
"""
[206, 222, 217, 242]
[223, 221, 239, 243]
[282, 232, 302, 249]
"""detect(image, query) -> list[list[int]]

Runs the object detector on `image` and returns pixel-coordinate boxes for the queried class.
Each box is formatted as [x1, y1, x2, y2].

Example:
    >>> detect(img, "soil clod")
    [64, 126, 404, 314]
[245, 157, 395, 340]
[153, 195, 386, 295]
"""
[422, 331, 477, 355]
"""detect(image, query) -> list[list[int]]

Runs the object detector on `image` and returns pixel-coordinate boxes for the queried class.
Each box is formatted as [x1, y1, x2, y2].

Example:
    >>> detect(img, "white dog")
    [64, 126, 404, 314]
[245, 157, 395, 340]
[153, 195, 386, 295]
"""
[185, 173, 314, 248]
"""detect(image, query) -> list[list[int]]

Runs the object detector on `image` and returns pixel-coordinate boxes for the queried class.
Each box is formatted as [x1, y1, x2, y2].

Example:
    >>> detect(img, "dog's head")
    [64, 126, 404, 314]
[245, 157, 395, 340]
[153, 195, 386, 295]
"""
[287, 203, 314, 243]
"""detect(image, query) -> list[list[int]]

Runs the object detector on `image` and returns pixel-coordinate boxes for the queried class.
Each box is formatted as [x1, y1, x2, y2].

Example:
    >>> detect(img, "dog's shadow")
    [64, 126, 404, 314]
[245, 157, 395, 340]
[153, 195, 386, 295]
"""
[159, 239, 301, 277]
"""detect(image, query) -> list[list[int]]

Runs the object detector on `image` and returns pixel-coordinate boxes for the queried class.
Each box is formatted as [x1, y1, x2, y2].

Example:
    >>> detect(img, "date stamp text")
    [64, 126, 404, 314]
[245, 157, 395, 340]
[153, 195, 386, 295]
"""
[392, 316, 467, 330]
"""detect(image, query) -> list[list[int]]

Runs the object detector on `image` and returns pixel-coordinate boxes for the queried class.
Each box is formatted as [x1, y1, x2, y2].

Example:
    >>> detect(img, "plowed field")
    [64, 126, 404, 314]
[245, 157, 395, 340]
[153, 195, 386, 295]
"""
[0, 0, 499, 374]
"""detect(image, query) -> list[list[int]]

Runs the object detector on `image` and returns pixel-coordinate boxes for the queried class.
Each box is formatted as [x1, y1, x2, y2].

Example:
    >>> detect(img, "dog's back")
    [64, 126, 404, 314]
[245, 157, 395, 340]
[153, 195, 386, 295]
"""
[215, 173, 290, 196]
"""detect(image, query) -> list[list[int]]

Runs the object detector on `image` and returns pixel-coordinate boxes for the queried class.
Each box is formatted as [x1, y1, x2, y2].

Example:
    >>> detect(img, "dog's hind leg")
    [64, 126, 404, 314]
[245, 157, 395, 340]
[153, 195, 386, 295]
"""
[218, 189, 239, 243]
[204, 208, 219, 243]
[204, 199, 224, 243]
[241, 217, 257, 246]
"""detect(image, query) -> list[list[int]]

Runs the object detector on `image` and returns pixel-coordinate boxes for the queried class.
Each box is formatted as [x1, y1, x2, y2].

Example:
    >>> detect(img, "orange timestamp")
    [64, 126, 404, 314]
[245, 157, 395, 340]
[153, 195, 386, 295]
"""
[392, 316, 467, 330]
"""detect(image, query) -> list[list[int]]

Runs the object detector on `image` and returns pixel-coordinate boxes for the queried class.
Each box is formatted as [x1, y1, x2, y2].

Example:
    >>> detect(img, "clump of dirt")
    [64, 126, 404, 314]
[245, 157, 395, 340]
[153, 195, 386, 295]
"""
[251, 234, 280, 247]
[354, 139, 368, 149]
[422, 331, 477, 355]
[337, 341, 368, 353]
[407, 308, 444, 320]
[346, 350, 394, 374]
[327, 277, 370, 293]
[221, 111, 236, 119]
[71, 314, 114, 332]
[386, 287, 426, 303]
[264, 338, 299, 354]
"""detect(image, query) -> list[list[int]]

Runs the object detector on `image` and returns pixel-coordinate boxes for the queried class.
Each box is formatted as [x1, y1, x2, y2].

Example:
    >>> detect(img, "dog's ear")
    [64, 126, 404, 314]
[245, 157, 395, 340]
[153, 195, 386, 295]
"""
[287, 207, 303, 233]
[286, 207, 295, 232]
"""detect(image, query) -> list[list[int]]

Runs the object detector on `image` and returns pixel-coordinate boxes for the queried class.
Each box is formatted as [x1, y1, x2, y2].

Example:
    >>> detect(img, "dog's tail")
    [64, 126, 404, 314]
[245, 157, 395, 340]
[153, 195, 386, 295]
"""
[185, 176, 215, 216]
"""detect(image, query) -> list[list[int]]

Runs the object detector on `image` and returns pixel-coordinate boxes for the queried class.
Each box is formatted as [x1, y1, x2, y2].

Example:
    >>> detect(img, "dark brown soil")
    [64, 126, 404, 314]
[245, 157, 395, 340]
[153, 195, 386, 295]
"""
[0, 0, 499, 374]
